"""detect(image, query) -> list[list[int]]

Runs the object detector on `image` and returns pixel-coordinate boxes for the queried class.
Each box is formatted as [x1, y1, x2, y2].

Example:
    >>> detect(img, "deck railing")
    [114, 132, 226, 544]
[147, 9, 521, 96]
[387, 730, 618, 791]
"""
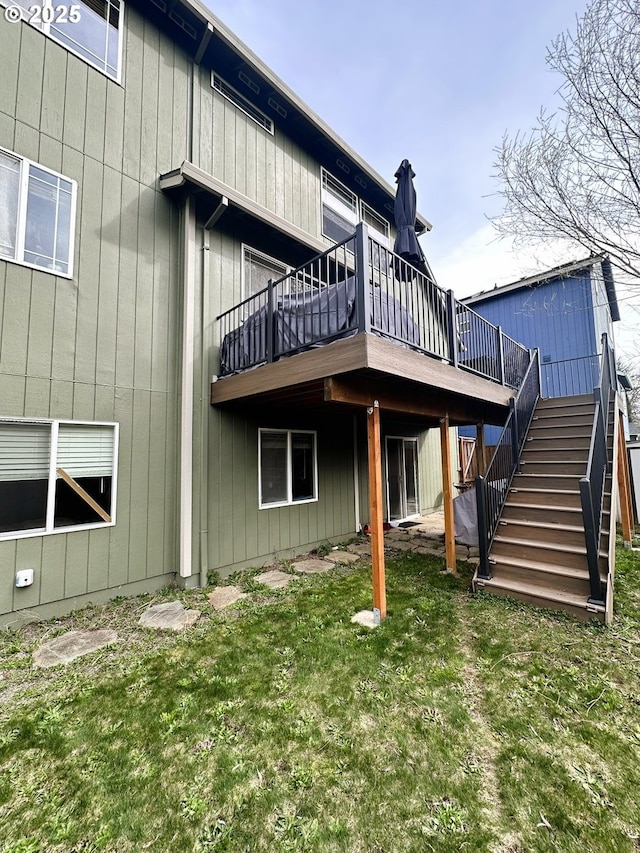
[541, 354, 601, 399]
[580, 333, 616, 606]
[216, 222, 531, 387]
[475, 349, 541, 578]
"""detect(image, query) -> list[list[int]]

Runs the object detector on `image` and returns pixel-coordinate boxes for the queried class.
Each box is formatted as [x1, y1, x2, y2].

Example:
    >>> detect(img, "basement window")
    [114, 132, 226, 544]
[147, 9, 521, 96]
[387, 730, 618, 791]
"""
[259, 429, 317, 508]
[0, 418, 118, 539]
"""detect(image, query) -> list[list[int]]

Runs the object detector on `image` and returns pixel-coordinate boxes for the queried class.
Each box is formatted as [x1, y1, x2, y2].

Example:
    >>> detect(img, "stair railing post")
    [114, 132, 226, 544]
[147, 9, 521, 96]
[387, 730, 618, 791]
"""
[579, 477, 605, 606]
[475, 475, 492, 579]
[510, 397, 520, 474]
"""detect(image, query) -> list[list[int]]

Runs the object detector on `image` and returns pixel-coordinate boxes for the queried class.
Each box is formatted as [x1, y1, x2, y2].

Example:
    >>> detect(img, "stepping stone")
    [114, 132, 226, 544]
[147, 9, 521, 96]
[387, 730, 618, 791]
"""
[384, 528, 410, 540]
[293, 558, 331, 574]
[351, 610, 380, 629]
[385, 539, 417, 551]
[323, 550, 360, 564]
[413, 545, 445, 556]
[33, 629, 119, 668]
[254, 570, 293, 589]
[138, 600, 201, 631]
[208, 586, 247, 609]
[347, 543, 371, 556]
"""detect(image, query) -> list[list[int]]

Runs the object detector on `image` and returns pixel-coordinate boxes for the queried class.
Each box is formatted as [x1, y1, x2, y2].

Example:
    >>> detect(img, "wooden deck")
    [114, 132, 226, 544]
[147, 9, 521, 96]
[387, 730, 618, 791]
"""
[210, 333, 514, 425]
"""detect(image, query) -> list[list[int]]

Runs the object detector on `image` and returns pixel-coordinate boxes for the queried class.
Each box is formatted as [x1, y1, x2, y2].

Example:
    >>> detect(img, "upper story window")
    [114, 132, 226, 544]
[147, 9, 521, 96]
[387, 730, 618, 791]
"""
[0, 418, 118, 540]
[321, 168, 390, 246]
[0, 148, 76, 277]
[243, 246, 288, 300]
[2, 0, 122, 81]
[212, 74, 274, 134]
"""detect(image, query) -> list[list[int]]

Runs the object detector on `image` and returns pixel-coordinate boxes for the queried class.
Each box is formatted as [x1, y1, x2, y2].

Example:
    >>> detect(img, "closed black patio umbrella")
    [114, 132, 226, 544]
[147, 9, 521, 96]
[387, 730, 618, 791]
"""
[393, 159, 428, 275]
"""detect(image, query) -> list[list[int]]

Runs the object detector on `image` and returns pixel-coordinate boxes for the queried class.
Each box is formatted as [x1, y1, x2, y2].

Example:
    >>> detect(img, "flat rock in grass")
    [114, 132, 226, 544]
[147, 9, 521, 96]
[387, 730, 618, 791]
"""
[347, 543, 371, 557]
[33, 629, 119, 668]
[293, 559, 331, 574]
[208, 586, 247, 609]
[323, 550, 360, 564]
[138, 600, 201, 631]
[351, 610, 380, 629]
[413, 544, 445, 556]
[385, 539, 417, 552]
[384, 528, 410, 540]
[254, 570, 293, 589]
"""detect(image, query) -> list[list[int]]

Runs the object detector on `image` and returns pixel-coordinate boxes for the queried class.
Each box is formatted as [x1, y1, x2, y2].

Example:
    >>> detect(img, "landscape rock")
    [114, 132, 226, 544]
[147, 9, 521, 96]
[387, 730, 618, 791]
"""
[351, 610, 380, 629]
[254, 570, 293, 589]
[138, 600, 201, 631]
[33, 629, 119, 668]
[293, 559, 332, 574]
[208, 586, 247, 609]
[323, 550, 360, 564]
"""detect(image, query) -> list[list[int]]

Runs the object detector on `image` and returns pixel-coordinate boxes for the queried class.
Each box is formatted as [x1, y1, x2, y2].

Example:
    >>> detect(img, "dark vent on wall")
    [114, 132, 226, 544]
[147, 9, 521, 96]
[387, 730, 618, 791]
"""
[168, 9, 197, 39]
[355, 175, 367, 189]
[542, 354, 551, 363]
[336, 159, 350, 174]
[267, 97, 287, 118]
[238, 71, 260, 93]
[385, 203, 394, 214]
[149, 0, 166, 10]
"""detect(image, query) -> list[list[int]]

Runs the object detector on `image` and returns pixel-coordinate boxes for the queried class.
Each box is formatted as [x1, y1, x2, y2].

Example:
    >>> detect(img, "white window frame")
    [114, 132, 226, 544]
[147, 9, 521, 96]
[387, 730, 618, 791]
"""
[0, 146, 77, 278]
[212, 73, 274, 134]
[0, 417, 119, 541]
[241, 245, 289, 302]
[258, 428, 318, 509]
[321, 168, 390, 247]
[0, 0, 124, 83]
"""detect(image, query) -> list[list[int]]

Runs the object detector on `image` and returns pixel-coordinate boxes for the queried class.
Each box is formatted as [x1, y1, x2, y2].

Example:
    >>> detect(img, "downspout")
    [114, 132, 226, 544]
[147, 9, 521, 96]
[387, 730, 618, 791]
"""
[199, 198, 228, 588]
[179, 196, 196, 579]
[199, 227, 210, 589]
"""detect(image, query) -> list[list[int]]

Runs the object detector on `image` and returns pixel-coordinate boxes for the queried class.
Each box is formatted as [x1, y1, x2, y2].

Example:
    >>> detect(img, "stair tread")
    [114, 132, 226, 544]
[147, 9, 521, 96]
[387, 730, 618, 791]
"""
[505, 500, 610, 517]
[493, 534, 606, 558]
[475, 575, 605, 611]
[488, 553, 606, 581]
[500, 518, 584, 533]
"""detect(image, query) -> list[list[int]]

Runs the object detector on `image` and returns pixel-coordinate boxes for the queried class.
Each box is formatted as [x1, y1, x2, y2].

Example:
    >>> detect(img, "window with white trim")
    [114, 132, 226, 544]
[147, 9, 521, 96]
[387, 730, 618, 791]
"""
[212, 74, 274, 134]
[259, 429, 317, 508]
[0, 419, 118, 538]
[1, 0, 123, 81]
[321, 168, 390, 246]
[0, 148, 76, 276]
[242, 247, 288, 301]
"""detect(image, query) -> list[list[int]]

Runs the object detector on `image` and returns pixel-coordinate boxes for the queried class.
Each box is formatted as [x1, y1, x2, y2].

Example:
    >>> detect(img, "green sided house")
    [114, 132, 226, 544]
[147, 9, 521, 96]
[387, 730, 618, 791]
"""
[0, 0, 530, 628]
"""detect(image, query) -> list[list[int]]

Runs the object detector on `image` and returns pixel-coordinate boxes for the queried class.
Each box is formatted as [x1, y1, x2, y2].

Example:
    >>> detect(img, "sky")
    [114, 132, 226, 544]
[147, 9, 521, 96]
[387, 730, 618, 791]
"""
[206, 0, 639, 363]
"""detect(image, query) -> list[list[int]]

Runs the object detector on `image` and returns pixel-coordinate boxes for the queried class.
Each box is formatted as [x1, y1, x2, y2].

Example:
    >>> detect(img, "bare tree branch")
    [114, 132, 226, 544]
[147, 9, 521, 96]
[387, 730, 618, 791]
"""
[494, 0, 640, 284]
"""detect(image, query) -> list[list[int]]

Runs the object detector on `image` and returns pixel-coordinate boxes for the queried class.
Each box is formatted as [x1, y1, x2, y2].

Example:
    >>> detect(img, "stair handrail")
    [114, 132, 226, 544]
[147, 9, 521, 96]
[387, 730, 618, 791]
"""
[476, 349, 541, 579]
[580, 333, 615, 606]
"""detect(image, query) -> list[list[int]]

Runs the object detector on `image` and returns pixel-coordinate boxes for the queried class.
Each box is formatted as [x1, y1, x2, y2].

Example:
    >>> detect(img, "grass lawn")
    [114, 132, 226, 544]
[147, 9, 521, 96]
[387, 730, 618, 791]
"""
[1, 542, 640, 852]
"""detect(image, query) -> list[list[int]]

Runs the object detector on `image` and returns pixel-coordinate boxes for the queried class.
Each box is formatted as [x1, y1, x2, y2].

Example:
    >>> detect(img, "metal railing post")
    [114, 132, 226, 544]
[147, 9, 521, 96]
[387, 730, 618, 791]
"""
[475, 475, 492, 579]
[354, 222, 371, 334]
[510, 397, 520, 473]
[497, 326, 505, 385]
[446, 290, 459, 368]
[266, 278, 274, 363]
[579, 477, 605, 606]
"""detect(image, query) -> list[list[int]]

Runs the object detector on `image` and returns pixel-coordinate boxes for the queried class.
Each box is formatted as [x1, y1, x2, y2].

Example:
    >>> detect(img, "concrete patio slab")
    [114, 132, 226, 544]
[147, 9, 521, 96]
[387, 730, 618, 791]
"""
[208, 586, 248, 609]
[138, 600, 201, 631]
[33, 629, 119, 668]
[254, 570, 293, 589]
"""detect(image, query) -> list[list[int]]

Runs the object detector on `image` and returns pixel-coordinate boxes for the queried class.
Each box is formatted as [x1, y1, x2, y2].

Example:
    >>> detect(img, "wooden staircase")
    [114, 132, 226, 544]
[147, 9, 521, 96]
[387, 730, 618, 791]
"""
[473, 394, 614, 622]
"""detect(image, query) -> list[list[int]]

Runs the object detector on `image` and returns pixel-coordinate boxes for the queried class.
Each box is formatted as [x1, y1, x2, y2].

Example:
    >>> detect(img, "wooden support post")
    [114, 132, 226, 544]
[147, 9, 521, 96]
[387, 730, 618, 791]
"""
[367, 401, 387, 621]
[440, 416, 457, 574]
[617, 413, 634, 546]
[476, 422, 487, 476]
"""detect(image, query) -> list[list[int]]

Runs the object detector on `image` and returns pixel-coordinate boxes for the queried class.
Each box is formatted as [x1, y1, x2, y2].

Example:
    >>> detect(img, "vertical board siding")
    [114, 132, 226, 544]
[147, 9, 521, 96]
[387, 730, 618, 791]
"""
[0, 12, 187, 622]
